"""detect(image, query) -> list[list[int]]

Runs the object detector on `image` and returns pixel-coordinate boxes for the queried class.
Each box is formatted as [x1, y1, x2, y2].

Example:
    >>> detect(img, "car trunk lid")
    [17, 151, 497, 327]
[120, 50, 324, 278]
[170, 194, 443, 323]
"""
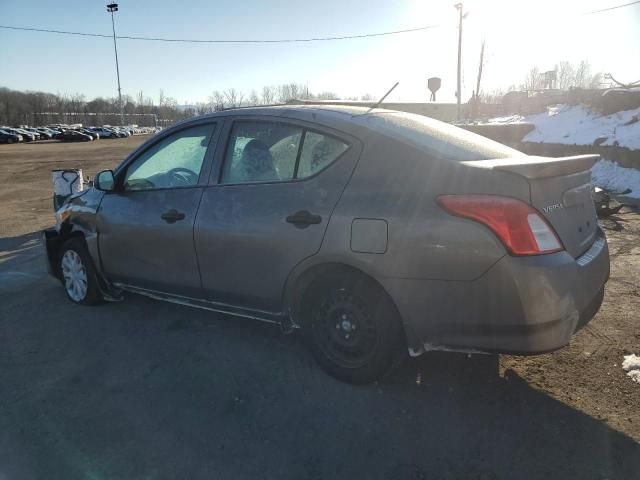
[461, 155, 599, 258]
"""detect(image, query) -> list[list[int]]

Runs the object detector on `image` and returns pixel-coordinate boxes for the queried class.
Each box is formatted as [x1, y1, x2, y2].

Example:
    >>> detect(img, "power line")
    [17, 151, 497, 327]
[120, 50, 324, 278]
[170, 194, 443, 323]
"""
[582, 0, 640, 15]
[0, 0, 637, 45]
[0, 24, 439, 44]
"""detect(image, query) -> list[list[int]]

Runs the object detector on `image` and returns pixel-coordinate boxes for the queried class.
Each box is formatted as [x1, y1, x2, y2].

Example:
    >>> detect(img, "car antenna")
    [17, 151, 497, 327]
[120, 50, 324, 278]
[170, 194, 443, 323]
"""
[358, 81, 399, 116]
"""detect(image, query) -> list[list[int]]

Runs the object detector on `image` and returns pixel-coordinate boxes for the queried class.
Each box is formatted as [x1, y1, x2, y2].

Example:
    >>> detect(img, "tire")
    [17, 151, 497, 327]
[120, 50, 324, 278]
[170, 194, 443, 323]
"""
[302, 271, 405, 384]
[59, 238, 103, 305]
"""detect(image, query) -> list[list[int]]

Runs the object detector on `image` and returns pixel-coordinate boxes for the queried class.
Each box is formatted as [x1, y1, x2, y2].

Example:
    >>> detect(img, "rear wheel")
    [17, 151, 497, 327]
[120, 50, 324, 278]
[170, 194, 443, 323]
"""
[303, 271, 405, 384]
[59, 238, 103, 305]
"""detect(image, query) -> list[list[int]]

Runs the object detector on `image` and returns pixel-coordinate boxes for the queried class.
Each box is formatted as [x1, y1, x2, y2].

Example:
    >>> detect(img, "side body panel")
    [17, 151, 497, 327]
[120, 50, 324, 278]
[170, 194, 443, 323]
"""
[316, 135, 530, 282]
[96, 187, 204, 296]
[194, 119, 362, 312]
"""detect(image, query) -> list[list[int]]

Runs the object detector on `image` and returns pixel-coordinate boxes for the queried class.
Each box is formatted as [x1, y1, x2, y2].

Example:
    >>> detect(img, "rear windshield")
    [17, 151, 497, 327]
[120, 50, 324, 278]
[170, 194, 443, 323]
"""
[356, 111, 522, 161]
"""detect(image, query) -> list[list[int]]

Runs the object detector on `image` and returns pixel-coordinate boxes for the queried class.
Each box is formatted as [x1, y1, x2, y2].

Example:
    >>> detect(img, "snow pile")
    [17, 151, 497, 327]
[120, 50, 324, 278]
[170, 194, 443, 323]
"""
[591, 159, 640, 199]
[487, 114, 526, 125]
[489, 104, 640, 150]
[622, 354, 640, 384]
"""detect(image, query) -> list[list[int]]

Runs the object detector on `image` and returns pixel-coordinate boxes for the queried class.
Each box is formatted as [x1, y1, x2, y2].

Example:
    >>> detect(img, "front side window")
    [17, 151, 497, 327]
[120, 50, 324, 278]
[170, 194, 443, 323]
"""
[124, 124, 215, 191]
[221, 121, 349, 184]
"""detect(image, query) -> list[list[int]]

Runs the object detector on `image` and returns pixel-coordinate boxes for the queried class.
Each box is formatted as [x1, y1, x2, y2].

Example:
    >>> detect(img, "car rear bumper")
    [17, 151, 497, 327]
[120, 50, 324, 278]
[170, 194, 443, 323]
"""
[380, 228, 610, 356]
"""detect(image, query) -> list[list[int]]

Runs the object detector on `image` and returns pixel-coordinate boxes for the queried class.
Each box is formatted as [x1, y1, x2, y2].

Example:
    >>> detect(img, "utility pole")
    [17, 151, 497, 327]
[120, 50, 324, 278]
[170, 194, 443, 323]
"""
[454, 3, 464, 119]
[107, 3, 125, 125]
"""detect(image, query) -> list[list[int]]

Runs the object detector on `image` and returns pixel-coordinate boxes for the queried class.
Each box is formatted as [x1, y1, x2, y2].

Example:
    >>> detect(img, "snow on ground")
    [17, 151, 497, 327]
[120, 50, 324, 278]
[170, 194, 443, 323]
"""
[622, 354, 640, 384]
[489, 104, 640, 150]
[591, 160, 640, 199]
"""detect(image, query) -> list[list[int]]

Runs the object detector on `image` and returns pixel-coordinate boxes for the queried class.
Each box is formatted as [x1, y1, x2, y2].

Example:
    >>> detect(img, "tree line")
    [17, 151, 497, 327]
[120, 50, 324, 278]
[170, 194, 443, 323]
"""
[0, 60, 606, 126]
[480, 60, 605, 104]
[0, 83, 353, 127]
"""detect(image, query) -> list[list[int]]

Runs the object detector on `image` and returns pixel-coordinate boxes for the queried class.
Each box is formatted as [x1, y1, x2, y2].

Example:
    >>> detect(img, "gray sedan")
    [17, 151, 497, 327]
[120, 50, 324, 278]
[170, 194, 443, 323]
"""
[44, 106, 610, 383]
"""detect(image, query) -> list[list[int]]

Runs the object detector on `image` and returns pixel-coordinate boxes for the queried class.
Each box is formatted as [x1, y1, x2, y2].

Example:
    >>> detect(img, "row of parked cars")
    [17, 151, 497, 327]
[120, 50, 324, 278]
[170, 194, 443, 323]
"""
[0, 125, 161, 144]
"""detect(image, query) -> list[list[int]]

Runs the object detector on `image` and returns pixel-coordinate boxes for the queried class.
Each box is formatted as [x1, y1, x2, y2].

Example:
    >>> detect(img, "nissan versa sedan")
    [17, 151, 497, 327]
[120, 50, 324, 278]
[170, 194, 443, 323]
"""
[44, 105, 610, 383]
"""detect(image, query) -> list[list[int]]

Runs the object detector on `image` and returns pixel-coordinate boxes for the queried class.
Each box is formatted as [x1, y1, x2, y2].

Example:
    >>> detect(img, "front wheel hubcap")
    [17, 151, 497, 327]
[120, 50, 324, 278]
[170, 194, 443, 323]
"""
[61, 250, 88, 302]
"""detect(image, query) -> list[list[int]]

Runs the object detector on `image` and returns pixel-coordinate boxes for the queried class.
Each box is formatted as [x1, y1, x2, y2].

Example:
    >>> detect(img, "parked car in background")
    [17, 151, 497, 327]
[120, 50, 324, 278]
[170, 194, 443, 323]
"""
[114, 127, 131, 137]
[80, 128, 100, 140]
[3, 127, 36, 142]
[25, 127, 52, 140]
[45, 106, 611, 383]
[58, 130, 93, 142]
[89, 127, 119, 139]
[36, 127, 58, 138]
[0, 128, 23, 144]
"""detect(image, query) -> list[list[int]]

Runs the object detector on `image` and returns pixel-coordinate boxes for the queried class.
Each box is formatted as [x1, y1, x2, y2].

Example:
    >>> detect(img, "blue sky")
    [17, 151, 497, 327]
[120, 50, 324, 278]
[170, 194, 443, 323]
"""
[1, 0, 639, 104]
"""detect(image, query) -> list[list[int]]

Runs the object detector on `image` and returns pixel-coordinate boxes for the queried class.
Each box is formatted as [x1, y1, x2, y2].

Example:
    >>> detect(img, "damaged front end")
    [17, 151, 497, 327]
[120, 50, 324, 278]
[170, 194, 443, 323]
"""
[43, 188, 123, 302]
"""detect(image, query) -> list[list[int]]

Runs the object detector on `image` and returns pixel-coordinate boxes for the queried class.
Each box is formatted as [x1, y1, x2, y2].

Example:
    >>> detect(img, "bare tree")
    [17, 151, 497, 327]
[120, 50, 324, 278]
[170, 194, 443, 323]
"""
[574, 60, 602, 88]
[522, 66, 543, 91]
[136, 90, 145, 117]
[555, 61, 574, 90]
[277, 84, 291, 103]
[195, 102, 211, 115]
[479, 88, 506, 104]
[289, 83, 299, 100]
[209, 91, 225, 111]
[316, 91, 339, 100]
[248, 90, 260, 106]
[224, 88, 243, 108]
[261, 86, 275, 104]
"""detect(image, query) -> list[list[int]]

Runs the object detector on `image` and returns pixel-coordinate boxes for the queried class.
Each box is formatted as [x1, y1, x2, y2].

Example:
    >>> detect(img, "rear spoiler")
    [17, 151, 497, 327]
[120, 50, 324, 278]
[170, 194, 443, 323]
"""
[460, 155, 599, 180]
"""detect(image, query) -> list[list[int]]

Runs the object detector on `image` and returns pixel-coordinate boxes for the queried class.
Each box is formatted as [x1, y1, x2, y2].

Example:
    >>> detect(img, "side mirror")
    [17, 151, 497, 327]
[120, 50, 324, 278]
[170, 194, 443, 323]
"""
[95, 170, 115, 191]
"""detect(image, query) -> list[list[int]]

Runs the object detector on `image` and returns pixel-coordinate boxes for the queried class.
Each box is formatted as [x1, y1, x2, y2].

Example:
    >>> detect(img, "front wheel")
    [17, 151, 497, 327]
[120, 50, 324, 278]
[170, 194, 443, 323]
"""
[59, 239, 103, 305]
[303, 272, 405, 384]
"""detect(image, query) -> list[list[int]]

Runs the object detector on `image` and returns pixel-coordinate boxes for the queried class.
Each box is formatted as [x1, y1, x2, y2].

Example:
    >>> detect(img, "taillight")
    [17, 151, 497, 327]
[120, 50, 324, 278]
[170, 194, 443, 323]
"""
[436, 194, 563, 256]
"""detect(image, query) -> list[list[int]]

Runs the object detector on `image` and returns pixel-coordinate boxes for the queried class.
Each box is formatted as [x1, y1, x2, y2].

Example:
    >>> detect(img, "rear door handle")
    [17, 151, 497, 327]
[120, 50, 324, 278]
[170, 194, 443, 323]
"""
[161, 209, 186, 223]
[286, 210, 322, 227]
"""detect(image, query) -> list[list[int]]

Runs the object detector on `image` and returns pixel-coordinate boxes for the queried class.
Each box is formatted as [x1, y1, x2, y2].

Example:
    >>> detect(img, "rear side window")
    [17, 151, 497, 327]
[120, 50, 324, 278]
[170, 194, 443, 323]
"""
[221, 121, 349, 184]
[297, 132, 349, 178]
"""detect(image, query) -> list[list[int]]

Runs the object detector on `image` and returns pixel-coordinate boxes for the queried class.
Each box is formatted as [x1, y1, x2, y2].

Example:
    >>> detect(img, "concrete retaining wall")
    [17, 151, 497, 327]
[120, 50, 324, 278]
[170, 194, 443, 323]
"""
[457, 123, 640, 169]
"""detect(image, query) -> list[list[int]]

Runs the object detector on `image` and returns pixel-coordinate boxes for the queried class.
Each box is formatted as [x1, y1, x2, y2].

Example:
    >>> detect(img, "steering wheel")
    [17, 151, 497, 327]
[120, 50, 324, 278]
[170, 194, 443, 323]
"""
[125, 178, 155, 190]
[167, 167, 198, 186]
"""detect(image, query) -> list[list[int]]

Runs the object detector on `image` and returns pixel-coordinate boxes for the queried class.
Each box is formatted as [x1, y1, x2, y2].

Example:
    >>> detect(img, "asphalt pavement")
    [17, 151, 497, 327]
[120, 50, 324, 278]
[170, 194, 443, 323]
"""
[1, 231, 639, 480]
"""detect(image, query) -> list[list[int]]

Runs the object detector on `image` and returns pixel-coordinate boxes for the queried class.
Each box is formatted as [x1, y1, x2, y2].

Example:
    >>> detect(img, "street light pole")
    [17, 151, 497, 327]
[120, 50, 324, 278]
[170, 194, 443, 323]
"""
[454, 2, 463, 120]
[107, 3, 124, 125]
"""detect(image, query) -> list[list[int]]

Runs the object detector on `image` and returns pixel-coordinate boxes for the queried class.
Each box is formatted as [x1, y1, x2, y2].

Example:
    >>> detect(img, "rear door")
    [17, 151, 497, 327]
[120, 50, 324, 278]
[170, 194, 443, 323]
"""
[194, 117, 361, 312]
[97, 122, 218, 296]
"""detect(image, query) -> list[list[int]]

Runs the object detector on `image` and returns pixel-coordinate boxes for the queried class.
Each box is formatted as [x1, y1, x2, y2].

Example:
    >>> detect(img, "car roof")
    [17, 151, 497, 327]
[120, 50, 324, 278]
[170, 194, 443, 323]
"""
[168, 104, 520, 161]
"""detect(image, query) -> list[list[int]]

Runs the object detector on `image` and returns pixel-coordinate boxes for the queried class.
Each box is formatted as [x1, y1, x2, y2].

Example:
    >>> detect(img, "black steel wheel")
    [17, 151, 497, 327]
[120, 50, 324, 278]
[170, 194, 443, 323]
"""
[304, 271, 405, 384]
[312, 288, 379, 370]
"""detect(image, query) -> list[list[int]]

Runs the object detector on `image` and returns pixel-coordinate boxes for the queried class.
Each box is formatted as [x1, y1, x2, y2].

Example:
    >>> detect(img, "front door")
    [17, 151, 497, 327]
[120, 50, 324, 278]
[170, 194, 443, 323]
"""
[194, 119, 361, 313]
[97, 122, 218, 296]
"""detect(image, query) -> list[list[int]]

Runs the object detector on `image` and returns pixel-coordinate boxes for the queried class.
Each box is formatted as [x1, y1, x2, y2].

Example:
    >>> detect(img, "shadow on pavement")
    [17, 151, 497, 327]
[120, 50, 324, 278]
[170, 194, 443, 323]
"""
[0, 231, 638, 479]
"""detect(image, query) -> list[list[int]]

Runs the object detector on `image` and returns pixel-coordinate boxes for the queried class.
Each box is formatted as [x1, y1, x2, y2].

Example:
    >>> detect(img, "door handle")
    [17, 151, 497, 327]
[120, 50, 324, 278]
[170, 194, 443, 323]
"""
[161, 209, 186, 223]
[286, 210, 322, 227]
